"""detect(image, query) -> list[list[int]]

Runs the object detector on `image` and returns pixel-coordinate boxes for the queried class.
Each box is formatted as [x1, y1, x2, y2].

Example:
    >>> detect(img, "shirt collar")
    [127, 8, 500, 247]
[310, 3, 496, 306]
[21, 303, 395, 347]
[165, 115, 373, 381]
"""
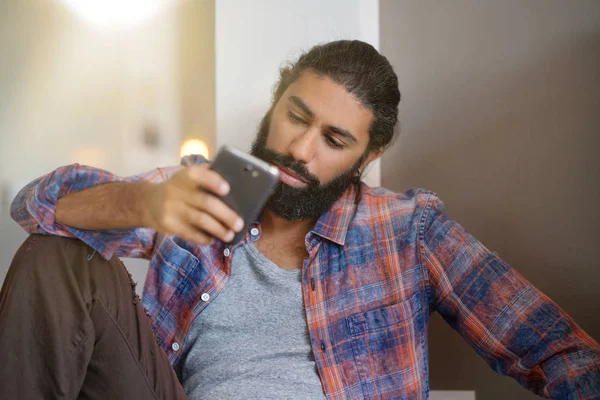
[248, 183, 360, 248]
[310, 183, 360, 246]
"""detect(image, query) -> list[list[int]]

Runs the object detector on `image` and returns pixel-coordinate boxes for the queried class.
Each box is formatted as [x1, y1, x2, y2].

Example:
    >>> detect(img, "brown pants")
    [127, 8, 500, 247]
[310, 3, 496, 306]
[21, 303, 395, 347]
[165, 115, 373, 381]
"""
[0, 234, 187, 400]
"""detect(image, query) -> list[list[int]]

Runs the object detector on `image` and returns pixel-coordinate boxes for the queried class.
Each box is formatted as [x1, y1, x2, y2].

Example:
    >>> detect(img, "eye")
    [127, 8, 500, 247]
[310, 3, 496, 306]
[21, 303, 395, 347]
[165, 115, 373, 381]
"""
[288, 111, 307, 125]
[324, 135, 345, 149]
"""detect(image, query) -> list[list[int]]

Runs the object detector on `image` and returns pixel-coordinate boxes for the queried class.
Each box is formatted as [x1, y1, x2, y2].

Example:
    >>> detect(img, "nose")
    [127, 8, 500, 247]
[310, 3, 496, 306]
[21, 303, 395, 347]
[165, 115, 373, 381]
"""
[288, 128, 319, 164]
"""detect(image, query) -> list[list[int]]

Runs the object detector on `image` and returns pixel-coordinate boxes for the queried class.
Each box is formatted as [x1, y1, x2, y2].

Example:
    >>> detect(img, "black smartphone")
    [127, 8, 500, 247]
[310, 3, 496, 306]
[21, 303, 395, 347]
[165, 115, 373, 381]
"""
[209, 146, 279, 245]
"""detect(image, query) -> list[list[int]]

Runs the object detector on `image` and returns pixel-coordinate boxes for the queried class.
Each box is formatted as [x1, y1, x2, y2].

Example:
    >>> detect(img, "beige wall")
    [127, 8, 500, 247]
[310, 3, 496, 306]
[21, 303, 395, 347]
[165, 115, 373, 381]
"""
[179, 0, 216, 156]
[380, 1, 600, 399]
[0, 0, 215, 287]
[1, 0, 130, 283]
[0, 1, 126, 184]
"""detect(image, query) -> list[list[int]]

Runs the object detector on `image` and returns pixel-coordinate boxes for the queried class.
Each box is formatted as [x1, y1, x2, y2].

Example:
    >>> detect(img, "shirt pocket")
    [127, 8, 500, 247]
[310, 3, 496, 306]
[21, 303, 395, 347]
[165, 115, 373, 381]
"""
[345, 294, 427, 398]
[146, 235, 200, 303]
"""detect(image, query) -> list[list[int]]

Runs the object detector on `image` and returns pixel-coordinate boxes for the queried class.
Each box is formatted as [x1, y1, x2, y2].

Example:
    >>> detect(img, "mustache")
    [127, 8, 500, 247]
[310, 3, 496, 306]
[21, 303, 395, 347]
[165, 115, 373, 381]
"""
[259, 148, 320, 186]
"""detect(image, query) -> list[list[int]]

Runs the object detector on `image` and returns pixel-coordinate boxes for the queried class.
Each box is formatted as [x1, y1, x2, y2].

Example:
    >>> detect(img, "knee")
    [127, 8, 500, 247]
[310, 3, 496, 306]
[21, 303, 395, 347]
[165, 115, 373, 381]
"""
[6, 235, 120, 301]
[10, 234, 95, 276]
[21, 233, 92, 257]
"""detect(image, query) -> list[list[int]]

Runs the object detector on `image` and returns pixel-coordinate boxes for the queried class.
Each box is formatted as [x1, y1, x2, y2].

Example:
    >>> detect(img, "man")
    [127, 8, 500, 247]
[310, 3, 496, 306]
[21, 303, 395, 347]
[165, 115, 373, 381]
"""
[1, 40, 599, 399]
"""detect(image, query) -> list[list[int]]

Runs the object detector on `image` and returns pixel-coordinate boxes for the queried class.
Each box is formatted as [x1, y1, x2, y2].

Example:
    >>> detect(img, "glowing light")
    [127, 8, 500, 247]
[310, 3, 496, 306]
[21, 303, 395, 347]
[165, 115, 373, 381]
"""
[180, 139, 209, 159]
[60, 0, 173, 30]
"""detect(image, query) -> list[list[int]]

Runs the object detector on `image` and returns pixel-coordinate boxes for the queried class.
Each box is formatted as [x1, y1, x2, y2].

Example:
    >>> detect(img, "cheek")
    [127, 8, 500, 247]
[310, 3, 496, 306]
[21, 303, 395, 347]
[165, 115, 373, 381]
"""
[314, 156, 357, 183]
[265, 112, 292, 149]
[265, 106, 363, 183]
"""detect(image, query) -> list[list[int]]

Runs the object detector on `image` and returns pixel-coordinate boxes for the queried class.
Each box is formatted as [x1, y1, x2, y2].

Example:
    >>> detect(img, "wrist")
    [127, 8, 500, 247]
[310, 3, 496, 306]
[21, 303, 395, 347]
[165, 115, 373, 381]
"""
[134, 182, 157, 228]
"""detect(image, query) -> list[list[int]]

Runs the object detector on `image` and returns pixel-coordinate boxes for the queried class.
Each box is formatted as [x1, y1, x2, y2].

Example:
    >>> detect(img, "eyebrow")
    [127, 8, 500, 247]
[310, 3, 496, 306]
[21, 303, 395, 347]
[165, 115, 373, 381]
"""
[289, 95, 314, 118]
[288, 95, 358, 144]
[328, 126, 357, 144]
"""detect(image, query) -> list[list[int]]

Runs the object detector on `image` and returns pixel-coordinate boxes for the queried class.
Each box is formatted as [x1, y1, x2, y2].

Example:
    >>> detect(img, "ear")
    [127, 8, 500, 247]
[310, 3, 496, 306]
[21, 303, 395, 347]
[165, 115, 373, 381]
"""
[359, 147, 384, 172]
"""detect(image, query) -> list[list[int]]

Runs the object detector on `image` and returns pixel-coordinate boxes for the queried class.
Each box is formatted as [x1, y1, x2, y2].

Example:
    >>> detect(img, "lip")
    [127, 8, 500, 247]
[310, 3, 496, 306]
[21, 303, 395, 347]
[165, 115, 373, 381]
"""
[277, 165, 309, 187]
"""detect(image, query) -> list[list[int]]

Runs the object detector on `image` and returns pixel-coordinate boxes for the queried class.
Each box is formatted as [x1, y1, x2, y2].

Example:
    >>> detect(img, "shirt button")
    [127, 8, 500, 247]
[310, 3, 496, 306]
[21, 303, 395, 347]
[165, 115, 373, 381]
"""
[171, 342, 180, 351]
[201, 292, 210, 302]
[223, 248, 231, 257]
[320, 340, 326, 352]
[310, 277, 315, 291]
[250, 227, 260, 236]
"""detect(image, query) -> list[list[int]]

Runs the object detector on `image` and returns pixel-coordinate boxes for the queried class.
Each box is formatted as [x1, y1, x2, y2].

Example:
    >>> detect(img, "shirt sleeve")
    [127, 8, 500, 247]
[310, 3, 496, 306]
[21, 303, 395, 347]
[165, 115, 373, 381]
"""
[10, 154, 208, 260]
[419, 192, 600, 398]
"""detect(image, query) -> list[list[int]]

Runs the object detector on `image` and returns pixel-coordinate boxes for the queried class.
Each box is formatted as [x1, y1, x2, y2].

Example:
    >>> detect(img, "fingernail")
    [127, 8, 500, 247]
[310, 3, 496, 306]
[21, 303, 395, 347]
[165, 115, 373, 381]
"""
[225, 231, 234, 242]
[220, 182, 230, 194]
[234, 219, 244, 232]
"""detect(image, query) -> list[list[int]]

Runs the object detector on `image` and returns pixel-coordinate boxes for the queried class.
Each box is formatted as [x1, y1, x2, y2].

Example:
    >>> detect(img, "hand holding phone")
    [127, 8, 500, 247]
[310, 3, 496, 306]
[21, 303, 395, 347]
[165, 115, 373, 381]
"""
[143, 146, 278, 246]
[209, 146, 279, 244]
[142, 162, 243, 246]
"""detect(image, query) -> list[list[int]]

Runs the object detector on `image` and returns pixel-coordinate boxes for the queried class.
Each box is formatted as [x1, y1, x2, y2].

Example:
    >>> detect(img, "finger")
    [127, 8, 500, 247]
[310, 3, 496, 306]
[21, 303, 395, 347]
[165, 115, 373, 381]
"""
[185, 164, 230, 196]
[159, 209, 214, 245]
[177, 224, 214, 246]
[188, 191, 244, 233]
[186, 208, 236, 243]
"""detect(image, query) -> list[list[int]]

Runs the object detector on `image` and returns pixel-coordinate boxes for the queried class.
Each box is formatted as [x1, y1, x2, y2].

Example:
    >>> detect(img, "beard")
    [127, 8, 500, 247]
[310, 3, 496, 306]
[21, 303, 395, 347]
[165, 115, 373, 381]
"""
[250, 109, 364, 221]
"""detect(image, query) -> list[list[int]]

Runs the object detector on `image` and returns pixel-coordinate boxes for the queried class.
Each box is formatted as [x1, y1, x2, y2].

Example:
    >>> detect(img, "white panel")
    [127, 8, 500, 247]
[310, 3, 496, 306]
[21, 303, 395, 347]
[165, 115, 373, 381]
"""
[359, 0, 380, 50]
[216, 0, 361, 151]
[359, 0, 382, 187]
[216, 0, 382, 186]
[430, 390, 476, 400]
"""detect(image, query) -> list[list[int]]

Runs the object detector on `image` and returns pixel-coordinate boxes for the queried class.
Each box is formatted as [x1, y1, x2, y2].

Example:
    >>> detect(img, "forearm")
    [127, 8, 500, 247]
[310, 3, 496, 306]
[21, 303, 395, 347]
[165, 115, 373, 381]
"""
[421, 194, 600, 398]
[540, 335, 600, 399]
[56, 181, 153, 230]
[10, 163, 178, 259]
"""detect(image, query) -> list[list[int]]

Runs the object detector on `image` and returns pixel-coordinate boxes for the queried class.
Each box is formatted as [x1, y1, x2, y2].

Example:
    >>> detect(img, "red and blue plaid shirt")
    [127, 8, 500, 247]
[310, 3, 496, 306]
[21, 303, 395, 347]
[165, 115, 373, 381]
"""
[11, 155, 600, 399]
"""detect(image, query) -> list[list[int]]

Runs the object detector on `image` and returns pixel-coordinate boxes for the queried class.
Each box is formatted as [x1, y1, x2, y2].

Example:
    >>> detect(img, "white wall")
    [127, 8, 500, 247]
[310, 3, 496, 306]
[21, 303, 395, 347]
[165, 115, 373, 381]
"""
[215, 0, 381, 186]
[0, 0, 183, 185]
[1, 1, 127, 284]
[0, 2, 125, 188]
[0, 0, 183, 286]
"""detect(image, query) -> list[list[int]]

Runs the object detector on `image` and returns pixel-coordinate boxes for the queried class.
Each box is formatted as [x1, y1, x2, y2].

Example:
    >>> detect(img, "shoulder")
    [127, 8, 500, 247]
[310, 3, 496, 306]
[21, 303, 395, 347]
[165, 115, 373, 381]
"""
[345, 184, 446, 249]
[350, 185, 448, 240]
[356, 184, 445, 221]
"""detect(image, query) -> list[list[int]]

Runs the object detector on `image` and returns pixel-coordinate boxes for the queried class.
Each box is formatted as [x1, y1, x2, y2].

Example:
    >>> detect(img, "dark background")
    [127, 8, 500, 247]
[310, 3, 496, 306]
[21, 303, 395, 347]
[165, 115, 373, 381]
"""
[381, 1, 600, 399]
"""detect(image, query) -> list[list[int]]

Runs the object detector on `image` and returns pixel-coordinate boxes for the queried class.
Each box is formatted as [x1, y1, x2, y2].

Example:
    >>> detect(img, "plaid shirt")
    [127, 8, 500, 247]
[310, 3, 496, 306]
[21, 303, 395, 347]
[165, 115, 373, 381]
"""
[11, 155, 600, 399]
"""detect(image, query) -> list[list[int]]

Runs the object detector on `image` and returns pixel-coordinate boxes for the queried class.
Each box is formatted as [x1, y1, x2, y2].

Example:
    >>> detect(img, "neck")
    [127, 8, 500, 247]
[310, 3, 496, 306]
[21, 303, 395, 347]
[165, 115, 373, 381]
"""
[260, 208, 318, 240]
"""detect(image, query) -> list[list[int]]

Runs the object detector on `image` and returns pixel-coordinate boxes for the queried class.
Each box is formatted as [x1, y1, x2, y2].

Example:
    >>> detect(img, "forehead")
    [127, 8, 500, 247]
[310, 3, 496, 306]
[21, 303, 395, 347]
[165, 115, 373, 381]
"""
[282, 71, 373, 143]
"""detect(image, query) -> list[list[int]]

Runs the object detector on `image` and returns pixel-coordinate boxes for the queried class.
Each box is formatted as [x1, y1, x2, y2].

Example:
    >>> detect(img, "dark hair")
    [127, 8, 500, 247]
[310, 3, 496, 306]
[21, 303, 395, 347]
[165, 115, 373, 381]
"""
[272, 40, 401, 154]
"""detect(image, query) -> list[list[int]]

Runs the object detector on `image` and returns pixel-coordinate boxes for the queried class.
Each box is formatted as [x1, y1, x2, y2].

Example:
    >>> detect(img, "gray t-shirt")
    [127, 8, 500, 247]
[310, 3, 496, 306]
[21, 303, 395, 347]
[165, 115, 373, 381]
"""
[180, 242, 325, 399]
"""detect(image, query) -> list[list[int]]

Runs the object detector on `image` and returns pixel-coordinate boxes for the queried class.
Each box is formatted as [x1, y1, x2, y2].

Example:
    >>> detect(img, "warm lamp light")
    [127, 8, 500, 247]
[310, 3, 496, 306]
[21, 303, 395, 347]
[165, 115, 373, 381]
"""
[59, 0, 172, 30]
[180, 139, 210, 159]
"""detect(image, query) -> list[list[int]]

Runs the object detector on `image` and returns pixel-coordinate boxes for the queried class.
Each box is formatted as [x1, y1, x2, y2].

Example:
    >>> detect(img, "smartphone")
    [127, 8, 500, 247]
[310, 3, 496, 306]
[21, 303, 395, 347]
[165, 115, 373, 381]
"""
[209, 146, 279, 245]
